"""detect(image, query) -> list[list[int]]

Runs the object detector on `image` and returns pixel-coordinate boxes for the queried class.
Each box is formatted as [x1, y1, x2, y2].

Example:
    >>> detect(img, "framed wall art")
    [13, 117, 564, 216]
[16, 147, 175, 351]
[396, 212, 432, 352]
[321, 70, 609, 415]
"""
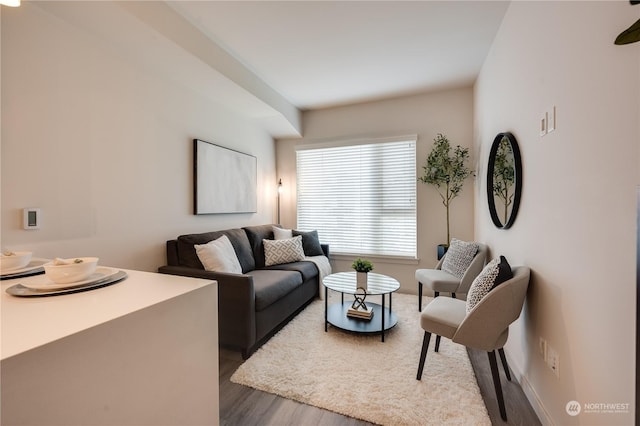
[193, 139, 257, 215]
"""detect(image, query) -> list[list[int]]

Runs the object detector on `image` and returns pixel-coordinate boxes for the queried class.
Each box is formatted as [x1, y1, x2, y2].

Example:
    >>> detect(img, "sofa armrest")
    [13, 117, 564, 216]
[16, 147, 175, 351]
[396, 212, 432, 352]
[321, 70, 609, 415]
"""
[157, 265, 257, 351]
[321, 244, 330, 258]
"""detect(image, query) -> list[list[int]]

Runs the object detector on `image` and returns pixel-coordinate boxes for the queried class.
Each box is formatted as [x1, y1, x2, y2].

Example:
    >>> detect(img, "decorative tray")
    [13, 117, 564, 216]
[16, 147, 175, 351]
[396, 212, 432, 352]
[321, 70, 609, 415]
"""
[6, 269, 128, 297]
[0, 258, 49, 280]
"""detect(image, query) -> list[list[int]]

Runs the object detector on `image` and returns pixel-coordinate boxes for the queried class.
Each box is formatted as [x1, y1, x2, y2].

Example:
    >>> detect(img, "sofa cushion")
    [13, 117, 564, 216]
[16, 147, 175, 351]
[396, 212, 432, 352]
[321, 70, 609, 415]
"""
[248, 269, 303, 311]
[292, 230, 324, 256]
[272, 226, 324, 257]
[195, 235, 243, 273]
[244, 224, 277, 269]
[273, 226, 293, 240]
[176, 228, 255, 272]
[263, 236, 306, 266]
[263, 260, 320, 282]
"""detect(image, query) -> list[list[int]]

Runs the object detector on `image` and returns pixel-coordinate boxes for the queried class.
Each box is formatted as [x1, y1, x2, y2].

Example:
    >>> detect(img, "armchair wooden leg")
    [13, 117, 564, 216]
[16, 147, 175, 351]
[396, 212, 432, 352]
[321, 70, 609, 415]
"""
[434, 335, 441, 352]
[418, 282, 423, 311]
[488, 350, 507, 421]
[417, 331, 431, 380]
[498, 348, 512, 381]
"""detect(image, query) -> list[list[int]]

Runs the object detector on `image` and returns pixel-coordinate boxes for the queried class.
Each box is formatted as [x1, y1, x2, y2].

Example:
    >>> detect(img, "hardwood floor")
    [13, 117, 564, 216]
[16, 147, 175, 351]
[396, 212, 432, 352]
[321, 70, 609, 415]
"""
[466, 348, 541, 425]
[219, 346, 540, 425]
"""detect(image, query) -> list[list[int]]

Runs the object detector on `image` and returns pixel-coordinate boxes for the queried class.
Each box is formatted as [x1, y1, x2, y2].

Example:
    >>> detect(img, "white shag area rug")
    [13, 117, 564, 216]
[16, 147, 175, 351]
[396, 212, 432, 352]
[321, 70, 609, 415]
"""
[230, 292, 491, 426]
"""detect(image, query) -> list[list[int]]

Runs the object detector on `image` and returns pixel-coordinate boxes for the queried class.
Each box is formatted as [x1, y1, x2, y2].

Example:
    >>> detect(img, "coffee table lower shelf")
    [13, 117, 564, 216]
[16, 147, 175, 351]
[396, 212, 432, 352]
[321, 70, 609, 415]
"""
[326, 301, 398, 338]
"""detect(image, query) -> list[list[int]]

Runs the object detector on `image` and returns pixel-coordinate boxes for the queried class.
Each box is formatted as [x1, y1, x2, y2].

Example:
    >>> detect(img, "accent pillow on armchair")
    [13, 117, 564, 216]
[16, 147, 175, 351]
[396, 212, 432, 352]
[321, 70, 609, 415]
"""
[441, 238, 479, 279]
[466, 255, 513, 313]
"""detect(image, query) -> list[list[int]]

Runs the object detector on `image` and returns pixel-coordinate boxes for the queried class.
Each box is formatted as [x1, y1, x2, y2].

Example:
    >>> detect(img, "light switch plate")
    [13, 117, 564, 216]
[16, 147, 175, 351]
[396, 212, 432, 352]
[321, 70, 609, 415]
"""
[540, 112, 548, 136]
[547, 106, 556, 133]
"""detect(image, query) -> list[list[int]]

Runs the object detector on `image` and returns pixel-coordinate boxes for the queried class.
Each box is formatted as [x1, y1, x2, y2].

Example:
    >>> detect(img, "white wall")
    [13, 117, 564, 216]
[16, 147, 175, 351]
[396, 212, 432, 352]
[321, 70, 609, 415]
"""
[277, 88, 475, 292]
[1, 4, 276, 272]
[475, 2, 639, 424]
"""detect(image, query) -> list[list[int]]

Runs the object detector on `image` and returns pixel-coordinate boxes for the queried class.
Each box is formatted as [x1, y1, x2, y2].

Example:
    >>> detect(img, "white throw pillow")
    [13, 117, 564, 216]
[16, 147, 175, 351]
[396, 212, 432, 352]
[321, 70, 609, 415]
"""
[195, 235, 242, 273]
[263, 236, 305, 266]
[273, 226, 293, 240]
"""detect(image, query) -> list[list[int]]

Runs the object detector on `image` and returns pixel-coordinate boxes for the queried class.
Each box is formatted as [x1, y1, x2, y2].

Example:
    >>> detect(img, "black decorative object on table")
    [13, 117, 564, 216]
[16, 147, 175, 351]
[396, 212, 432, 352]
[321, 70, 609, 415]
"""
[351, 287, 368, 311]
[348, 287, 373, 320]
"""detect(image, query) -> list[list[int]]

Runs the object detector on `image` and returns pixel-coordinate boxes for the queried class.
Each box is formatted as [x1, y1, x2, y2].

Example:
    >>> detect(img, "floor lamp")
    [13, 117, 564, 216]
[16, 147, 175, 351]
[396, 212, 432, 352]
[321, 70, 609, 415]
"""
[277, 179, 283, 224]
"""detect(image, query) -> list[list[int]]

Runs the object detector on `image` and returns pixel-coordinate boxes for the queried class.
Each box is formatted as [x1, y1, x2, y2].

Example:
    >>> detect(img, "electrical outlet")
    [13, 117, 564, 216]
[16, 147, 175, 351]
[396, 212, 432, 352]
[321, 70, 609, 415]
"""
[539, 337, 548, 361]
[547, 346, 560, 379]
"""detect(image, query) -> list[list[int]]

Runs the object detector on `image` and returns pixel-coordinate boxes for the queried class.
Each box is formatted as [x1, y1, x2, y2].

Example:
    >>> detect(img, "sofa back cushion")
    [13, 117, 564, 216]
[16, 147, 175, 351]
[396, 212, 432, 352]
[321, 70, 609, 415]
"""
[243, 224, 277, 269]
[176, 228, 255, 272]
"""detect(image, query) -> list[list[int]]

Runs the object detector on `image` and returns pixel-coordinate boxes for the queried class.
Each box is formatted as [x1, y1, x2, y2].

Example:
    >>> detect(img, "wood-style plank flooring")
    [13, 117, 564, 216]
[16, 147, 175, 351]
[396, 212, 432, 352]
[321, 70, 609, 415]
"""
[219, 345, 541, 425]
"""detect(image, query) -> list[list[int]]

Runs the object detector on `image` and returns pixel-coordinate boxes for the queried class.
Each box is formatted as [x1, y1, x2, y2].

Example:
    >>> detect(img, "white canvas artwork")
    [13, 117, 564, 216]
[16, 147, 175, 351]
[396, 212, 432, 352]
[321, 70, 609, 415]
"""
[194, 139, 257, 214]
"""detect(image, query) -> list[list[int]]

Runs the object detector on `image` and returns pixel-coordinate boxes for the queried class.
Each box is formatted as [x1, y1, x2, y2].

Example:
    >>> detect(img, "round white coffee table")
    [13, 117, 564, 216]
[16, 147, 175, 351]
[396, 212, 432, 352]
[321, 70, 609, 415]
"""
[323, 271, 400, 342]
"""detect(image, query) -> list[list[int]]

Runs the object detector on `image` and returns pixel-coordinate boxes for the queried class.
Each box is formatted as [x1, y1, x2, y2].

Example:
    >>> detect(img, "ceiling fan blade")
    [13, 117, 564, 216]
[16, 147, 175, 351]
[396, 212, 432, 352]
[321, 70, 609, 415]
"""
[615, 18, 640, 45]
[631, 0, 640, 4]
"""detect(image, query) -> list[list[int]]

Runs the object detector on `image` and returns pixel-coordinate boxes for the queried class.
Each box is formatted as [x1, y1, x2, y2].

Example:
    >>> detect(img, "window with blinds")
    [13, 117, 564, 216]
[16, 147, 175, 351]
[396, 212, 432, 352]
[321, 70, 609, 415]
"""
[296, 138, 417, 258]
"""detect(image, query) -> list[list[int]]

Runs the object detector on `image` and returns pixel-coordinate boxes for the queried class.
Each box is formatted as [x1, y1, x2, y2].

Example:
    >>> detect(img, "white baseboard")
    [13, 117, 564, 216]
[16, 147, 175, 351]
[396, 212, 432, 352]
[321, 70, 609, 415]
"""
[504, 350, 555, 425]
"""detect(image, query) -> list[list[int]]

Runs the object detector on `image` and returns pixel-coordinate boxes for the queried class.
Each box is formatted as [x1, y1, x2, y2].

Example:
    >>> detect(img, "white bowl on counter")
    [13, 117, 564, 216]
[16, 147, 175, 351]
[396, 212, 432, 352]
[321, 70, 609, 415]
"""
[0, 251, 33, 272]
[44, 257, 99, 284]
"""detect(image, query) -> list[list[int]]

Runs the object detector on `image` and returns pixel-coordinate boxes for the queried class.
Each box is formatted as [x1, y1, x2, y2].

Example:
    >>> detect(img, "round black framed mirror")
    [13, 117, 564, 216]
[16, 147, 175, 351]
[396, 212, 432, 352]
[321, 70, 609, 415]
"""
[487, 132, 522, 229]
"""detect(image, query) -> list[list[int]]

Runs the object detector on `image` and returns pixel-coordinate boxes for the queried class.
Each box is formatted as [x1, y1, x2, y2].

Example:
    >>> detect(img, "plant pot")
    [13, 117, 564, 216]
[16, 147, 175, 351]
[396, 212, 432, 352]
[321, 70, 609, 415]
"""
[356, 272, 368, 291]
[437, 244, 449, 260]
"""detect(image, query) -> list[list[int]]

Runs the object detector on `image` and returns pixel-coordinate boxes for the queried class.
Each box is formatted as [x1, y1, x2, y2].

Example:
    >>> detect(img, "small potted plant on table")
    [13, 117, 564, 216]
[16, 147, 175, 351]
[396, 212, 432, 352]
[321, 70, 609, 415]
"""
[352, 258, 374, 290]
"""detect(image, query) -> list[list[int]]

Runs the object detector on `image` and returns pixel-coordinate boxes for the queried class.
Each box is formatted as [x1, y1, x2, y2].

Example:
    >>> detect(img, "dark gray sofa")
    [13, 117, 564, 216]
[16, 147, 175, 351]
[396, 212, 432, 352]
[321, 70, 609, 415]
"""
[158, 224, 328, 358]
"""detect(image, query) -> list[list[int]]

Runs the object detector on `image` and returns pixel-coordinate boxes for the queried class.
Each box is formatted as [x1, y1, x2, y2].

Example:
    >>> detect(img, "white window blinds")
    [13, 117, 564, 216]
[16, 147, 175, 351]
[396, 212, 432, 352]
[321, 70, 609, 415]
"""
[296, 138, 417, 258]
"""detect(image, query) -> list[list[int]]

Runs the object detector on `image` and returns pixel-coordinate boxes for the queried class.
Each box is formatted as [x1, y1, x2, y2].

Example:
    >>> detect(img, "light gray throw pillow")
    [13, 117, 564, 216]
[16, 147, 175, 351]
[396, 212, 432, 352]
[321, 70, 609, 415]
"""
[441, 238, 479, 279]
[263, 235, 306, 266]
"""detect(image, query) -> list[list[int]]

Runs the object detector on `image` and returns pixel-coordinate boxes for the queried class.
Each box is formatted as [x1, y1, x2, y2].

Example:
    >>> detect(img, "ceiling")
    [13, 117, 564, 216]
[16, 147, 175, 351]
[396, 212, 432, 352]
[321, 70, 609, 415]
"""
[168, 1, 510, 111]
[32, 1, 510, 137]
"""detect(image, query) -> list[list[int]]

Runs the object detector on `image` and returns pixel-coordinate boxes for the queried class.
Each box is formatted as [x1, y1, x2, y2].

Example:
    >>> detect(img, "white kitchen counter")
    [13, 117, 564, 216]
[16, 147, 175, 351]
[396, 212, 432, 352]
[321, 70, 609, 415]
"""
[1, 268, 219, 425]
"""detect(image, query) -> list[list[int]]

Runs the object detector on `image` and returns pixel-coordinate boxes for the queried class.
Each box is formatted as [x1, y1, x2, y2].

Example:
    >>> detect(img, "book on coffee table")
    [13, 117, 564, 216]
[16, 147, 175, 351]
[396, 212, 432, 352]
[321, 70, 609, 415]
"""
[347, 305, 374, 320]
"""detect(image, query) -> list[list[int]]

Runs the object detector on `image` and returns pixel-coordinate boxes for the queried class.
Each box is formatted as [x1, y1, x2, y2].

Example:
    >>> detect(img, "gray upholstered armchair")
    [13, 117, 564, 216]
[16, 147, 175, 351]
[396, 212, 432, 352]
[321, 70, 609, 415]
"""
[415, 242, 488, 311]
[416, 265, 531, 421]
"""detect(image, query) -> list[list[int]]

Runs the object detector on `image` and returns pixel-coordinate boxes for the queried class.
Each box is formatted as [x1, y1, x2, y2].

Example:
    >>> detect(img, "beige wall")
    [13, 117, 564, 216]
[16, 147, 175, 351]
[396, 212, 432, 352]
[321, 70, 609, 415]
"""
[474, 1, 639, 424]
[1, 4, 277, 272]
[276, 88, 475, 292]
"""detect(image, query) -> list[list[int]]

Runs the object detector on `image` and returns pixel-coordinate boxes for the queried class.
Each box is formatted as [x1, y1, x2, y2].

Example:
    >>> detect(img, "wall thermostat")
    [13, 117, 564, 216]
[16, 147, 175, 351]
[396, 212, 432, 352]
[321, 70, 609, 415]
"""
[23, 208, 41, 230]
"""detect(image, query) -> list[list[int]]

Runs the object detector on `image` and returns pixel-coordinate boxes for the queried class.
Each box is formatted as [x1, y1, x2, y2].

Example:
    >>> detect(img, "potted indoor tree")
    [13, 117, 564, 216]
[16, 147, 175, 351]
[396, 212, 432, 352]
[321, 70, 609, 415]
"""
[418, 133, 474, 258]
